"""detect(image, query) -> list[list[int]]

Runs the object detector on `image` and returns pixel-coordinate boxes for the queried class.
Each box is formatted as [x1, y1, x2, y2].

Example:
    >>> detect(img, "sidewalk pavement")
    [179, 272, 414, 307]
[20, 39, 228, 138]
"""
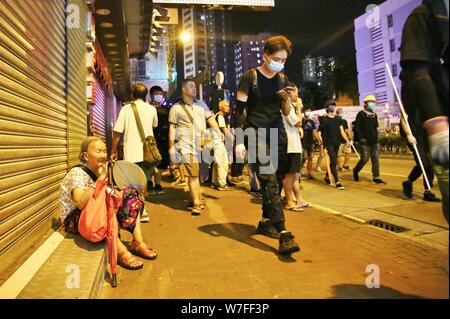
[301, 157, 448, 249]
[101, 170, 448, 299]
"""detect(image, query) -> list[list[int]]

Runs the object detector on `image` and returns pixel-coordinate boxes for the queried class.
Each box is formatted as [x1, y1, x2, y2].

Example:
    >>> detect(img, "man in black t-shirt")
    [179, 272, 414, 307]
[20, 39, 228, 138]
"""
[353, 95, 387, 185]
[400, 0, 448, 221]
[318, 103, 350, 190]
[150, 86, 170, 196]
[302, 109, 318, 179]
[235, 35, 300, 255]
[336, 108, 352, 172]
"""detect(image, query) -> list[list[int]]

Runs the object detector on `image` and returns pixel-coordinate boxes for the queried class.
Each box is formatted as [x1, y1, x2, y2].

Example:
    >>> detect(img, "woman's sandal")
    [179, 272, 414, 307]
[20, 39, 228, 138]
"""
[130, 241, 158, 260]
[118, 251, 144, 270]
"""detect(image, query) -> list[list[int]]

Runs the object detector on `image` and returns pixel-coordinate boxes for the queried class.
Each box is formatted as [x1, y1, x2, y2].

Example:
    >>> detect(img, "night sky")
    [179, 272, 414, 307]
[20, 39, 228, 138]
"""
[231, 0, 386, 82]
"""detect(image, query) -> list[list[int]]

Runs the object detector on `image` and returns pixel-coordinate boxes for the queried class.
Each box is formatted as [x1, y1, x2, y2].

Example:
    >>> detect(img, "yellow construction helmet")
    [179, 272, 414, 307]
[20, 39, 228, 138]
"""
[364, 95, 376, 103]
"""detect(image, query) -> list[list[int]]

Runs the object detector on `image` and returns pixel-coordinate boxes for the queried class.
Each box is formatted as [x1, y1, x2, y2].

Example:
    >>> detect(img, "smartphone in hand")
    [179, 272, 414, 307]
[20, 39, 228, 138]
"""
[283, 86, 296, 93]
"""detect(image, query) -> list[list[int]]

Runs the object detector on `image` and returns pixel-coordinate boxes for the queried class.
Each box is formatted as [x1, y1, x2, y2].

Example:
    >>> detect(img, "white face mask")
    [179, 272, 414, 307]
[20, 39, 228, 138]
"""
[268, 59, 285, 73]
[153, 94, 164, 104]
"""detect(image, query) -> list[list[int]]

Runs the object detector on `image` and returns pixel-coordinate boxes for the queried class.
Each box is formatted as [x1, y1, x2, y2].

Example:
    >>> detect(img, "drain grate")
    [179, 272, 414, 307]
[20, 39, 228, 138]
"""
[366, 220, 409, 233]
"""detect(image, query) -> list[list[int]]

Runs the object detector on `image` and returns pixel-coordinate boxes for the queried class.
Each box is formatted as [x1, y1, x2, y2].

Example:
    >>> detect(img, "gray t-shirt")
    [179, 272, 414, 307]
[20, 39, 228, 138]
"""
[169, 100, 212, 155]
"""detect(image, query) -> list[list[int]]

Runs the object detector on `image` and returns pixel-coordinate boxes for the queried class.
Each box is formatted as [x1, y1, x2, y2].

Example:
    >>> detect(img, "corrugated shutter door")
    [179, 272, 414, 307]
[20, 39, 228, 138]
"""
[67, 0, 87, 168]
[0, 0, 85, 277]
[92, 74, 107, 140]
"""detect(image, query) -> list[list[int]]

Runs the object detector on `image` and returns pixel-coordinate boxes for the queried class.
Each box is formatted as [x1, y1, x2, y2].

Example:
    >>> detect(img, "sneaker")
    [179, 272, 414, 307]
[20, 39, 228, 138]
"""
[212, 184, 234, 191]
[324, 177, 332, 186]
[154, 184, 165, 195]
[191, 205, 202, 216]
[249, 189, 262, 196]
[229, 177, 243, 185]
[402, 180, 413, 199]
[256, 220, 280, 239]
[140, 208, 150, 223]
[372, 178, 387, 185]
[337, 167, 343, 172]
[353, 170, 359, 182]
[423, 191, 442, 202]
[187, 201, 206, 210]
[336, 182, 345, 190]
[278, 232, 300, 255]
[343, 165, 351, 171]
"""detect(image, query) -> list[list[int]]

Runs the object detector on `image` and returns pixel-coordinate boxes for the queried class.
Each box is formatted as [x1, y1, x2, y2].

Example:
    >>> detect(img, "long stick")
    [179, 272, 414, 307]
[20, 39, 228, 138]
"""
[385, 63, 432, 191]
[350, 143, 361, 160]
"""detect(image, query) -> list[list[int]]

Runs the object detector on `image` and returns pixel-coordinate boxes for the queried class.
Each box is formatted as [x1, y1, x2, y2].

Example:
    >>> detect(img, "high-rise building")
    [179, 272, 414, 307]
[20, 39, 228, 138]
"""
[354, 0, 421, 106]
[301, 55, 317, 83]
[206, 10, 236, 91]
[181, 9, 235, 97]
[301, 55, 336, 87]
[182, 8, 208, 79]
[235, 32, 271, 85]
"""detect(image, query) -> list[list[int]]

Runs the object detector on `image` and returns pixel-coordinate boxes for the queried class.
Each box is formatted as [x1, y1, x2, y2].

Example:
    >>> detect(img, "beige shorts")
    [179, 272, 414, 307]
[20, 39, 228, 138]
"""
[181, 154, 200, 177]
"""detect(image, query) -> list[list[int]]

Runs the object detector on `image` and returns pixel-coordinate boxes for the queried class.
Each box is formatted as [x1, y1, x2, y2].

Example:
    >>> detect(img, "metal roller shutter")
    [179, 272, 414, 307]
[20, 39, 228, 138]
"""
[67, 0, 87, 169]
[91, 74, 107, 140]
[0, 0, 86, 277]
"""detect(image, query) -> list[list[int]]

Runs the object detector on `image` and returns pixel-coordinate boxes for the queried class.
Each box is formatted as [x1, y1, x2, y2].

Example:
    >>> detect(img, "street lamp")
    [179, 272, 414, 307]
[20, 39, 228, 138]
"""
[180, 31, 192, 43]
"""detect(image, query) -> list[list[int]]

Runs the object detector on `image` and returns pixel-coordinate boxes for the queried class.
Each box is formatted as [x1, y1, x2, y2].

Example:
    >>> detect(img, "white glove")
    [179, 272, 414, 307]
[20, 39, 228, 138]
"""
[428, 130, 449, 168]
[235, 143, 246, 160]
[406, 134, 417, 146]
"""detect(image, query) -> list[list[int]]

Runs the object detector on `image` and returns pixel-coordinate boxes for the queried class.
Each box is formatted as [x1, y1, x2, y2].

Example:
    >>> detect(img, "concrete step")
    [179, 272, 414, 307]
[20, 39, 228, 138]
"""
[16, 233, 106, 299]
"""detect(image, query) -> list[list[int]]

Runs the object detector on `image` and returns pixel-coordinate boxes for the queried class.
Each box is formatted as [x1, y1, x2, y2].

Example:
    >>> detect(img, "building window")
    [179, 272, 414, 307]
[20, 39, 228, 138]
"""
[392, 63, 398, 77]
[390, 39, 396, 52]
[387, 14, 394, 28]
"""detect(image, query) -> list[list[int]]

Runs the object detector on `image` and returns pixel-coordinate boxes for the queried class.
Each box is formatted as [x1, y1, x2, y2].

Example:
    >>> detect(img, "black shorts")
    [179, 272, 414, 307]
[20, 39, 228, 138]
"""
[303, 144, 314, 158]
[286, 153, 302, 174]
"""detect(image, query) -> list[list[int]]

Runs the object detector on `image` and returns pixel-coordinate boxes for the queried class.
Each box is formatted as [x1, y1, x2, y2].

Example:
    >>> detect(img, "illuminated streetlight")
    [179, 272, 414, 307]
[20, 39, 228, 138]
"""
[180, 31, 192, 43]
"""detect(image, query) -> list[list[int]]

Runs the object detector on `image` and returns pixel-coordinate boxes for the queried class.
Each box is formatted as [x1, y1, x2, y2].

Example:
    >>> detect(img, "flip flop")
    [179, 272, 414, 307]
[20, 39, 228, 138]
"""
[287, 206, 304, 212]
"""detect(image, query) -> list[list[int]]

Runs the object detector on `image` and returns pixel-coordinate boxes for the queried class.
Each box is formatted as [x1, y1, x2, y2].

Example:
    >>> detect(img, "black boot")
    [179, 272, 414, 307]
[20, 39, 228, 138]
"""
[402, 180, 413, 199]
[353, 169, 360, 182]
[279, 232, 300, 255]
[423, 190, 441, 202]
[256, 221, 280, 239]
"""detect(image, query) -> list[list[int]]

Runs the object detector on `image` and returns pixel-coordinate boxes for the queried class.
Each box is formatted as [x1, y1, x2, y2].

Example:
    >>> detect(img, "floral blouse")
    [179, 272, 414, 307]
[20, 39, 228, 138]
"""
[59, 167, 95, 221]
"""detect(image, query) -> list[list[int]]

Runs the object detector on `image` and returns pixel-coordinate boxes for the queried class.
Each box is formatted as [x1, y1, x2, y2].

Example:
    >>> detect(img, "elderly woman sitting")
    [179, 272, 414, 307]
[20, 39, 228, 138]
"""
[59, 137, 157, 270]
